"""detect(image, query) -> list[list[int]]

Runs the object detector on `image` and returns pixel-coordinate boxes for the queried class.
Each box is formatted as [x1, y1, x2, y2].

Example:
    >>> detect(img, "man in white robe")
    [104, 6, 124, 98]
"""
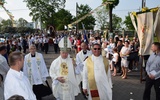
[23, 44, 50, 100]
[0, 46, 10, 100]
[50, 36, 80, 100]
[76, 42, 92, 99]
[76, 42, 92, 77]
[4, 52, 36, 100]
[83, 43, 113, 100]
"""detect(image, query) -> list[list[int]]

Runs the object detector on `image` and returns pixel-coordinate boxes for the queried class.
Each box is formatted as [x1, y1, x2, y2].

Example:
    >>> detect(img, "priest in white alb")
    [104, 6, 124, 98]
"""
[76, 42, 92, 78]
[23, 44, 50, 100]
[76, 42, 92, 99]
[49, 36, 80, 100]
[0, 46, 10, 100]
[83, 43, 113, 100]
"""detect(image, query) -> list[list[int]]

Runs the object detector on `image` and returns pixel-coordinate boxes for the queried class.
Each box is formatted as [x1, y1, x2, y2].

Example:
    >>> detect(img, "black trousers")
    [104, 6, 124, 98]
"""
[143, 76, 160, 100]
[44, 43, 48, 54]
[40, 43, 44, 52]
[117, 57, 121, 73]
[33, 84, 52, 100]
[54, 44, 58, 53]
[23, 46, 26, 53]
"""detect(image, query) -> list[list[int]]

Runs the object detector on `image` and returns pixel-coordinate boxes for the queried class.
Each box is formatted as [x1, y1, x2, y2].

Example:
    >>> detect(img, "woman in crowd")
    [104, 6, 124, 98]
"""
[120, 41, 131, 79]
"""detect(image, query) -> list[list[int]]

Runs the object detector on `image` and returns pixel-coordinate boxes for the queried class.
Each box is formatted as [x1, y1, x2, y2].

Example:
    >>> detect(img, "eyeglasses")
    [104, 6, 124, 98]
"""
[93, 48, 101, 50]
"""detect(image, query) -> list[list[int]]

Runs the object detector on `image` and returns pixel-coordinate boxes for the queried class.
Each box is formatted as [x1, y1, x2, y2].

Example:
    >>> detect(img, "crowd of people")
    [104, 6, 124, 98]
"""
[0, 31, 160, 100]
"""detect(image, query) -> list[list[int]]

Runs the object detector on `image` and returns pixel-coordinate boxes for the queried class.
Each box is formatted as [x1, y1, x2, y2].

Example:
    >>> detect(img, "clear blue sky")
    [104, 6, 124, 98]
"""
[0, 0, 159, 22]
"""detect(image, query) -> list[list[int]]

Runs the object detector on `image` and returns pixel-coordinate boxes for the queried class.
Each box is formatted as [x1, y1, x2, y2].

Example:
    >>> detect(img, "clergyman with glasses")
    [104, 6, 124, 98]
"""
[82, 43, 113, 100]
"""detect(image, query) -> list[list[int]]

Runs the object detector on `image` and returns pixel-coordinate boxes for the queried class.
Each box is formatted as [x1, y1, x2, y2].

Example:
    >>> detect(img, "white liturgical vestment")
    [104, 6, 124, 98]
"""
[76, 50, 92, 72]
[83, 55, 113, 100]
[4, 68, 36, 100]
[50, 56, 80, 100]
[76, 50, 92, 84]
[23, 52, 49, 85]
[0, 54, 10, 100]
[0, 54, 9, 79]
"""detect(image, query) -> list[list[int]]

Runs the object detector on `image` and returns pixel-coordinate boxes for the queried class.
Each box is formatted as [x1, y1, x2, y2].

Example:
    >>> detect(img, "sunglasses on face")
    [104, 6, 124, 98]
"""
[93, 48, 101, 50]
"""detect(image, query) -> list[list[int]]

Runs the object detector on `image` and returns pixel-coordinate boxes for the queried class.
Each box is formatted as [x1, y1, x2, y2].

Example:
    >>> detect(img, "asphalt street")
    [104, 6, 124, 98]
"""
[38, 45, 155, 100]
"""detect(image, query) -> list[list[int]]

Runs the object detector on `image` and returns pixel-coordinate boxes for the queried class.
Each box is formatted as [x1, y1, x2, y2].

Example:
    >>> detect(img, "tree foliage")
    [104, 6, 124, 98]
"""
[123, 14, 134, 30]
[103, 0, 119, 8]
[95, 6, 109, 30]
[102, 0, 119, 32]
[95, 6, 122, 31]
[0, 18, 35, 34]
[53, 9, 73, 30]
[76, 4, 95, 30]
[17, 18, 28, 27]
[112, 14, 122, 30]
[1, 19, 12, 27]
[24, 0, 66, 27]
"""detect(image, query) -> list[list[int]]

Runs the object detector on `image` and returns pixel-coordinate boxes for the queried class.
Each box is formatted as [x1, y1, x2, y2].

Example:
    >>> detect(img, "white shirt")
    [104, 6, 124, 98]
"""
[109, 43, 115, 49]
[120, 46, 131, 59]
[4, 68, 36, 100]
[43, 37, 49, 43]
[112, 53, 119, 62]
[38, 38, 43, 43]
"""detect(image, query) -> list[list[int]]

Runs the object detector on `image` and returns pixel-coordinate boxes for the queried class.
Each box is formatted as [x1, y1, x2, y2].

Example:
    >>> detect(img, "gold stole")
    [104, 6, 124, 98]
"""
[86, 56, 108, 100]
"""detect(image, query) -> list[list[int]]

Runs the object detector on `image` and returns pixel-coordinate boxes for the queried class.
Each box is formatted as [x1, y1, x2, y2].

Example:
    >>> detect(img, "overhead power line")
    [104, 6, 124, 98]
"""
[0, 9, 30, 12]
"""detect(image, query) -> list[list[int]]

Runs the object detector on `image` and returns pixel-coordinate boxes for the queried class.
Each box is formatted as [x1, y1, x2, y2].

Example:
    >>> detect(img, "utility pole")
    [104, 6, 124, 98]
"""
[76, 2, 78, 34]
[142, 0, 146, 8]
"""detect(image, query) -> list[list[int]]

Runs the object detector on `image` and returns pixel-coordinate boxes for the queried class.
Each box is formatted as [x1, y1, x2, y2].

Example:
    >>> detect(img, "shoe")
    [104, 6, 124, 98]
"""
[121, 74, 124, 77]
[112, 73, 116, 76]
[128, 70, 131, 72]
[142, 78, 146, 81]
[122, 76, 127, 79]
[134, 68, 138, 71]
[119, 73, 123, 76]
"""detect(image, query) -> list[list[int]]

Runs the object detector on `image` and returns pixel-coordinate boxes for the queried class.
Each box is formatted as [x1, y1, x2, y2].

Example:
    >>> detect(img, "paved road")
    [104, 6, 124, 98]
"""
[39, 45, 155, 100]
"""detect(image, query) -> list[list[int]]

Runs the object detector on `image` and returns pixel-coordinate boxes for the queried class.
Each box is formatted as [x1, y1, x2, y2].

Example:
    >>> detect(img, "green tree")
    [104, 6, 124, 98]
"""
[17, 18, 28, 27]
[95, 6, 109, 30]
[112, 14, 122, 30]
[1, 27, 16, 33]
[0, 19, 12, 33]
[53, 9, 73, 30]
[123, 14, 134, 30]
[0, 23, 2, 33]
[76, 4, 95, 30]
[1, 19, 12, 27]
[103, 0, 119, 32]
[24, 0, 66, 27]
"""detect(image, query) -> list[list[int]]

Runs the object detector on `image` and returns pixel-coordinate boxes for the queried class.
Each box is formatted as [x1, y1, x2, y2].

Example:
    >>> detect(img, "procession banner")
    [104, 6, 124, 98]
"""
[130, 7, 160, 55]
[154, 8, 160, 42]
[136, 12, 154, 55]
